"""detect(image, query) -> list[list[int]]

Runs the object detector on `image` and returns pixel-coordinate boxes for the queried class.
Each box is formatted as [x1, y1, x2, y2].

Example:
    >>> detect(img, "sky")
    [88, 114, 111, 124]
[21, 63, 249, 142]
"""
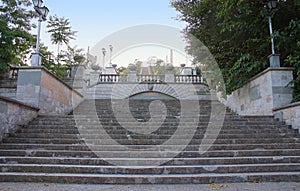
[35, 0, 191, 67]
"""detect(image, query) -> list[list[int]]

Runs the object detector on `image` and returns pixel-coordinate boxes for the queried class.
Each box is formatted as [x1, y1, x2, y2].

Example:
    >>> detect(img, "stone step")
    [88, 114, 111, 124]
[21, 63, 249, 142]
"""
[1, 163, 299, 175]
[0, 171, 299, 184]
[0, 98, 298, 185]
[11, 132, 296, 139]
[19, 127, 295, 135]
[1, 156, 300, 166]
[4, 137, 298, 145]
[1, 149, 300, 158]
[28, 119, 290, 129]
[0, 143, 300, 151]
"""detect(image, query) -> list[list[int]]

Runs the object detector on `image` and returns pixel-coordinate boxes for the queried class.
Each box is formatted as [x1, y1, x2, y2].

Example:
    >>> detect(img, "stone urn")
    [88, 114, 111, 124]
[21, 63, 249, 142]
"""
[91, 64, 100, 71]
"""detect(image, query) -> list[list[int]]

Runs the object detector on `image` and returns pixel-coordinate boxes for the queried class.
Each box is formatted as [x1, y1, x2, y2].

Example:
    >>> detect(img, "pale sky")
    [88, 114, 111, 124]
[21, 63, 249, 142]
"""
[35, 0, 190, 67]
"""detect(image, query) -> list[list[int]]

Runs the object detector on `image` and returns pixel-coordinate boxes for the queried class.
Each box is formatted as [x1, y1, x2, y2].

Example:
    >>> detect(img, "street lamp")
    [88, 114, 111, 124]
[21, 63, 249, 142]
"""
[266, 0, 280, 67]
[31, 0, 49, 66]
[102, 48, 106, 74]
[109, 45, 113, 67]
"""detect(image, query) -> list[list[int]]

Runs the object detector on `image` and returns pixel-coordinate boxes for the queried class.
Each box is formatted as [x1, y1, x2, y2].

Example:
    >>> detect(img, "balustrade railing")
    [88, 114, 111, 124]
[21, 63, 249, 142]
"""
[137, 75, 164, 83]
[97, 74, 204, 84]
[98, 74, 127, 83]
[175, 75, 203, 84]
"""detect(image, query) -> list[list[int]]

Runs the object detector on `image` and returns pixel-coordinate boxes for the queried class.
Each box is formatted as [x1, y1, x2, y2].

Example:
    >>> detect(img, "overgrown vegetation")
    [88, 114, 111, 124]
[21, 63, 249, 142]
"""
[171, 0, 300, 101]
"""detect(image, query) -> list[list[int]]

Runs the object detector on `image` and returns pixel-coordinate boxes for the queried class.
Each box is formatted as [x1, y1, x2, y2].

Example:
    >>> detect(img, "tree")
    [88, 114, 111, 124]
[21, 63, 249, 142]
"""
[0, 0, 34, 71]
[171, 0, 300, 101]
[46, 15, 77, 64]
[39, 43, 55, 70]
[60, 45, 85, 66]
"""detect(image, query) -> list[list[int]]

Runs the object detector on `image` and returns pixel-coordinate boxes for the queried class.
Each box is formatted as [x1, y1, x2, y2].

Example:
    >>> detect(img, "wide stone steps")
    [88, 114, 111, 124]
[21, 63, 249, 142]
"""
[1, 149, 300, 158]
[3, 137, 298, 145]
[1, 156, 300, 166]
[1, 143, 300, 151]
[0, 99, 299, 184]
[18, 126, 294, 135]
[1, 163, 300, 174]
[0, 172, 300, 184]
[10, 132, 297, 139]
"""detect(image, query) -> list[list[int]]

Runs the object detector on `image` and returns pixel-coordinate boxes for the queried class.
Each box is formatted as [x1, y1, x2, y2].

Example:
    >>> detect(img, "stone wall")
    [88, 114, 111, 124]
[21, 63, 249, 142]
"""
[0, 96, 38, 141]
[274, 102, 300, 132]
[86, 83, 211, 100]
[224, 67, 294, 116]
[16, 67, 84, 115]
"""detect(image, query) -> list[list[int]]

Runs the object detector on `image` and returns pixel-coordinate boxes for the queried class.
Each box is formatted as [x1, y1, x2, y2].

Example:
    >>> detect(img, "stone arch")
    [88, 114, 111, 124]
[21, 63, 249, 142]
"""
[129, 91, 177, 100]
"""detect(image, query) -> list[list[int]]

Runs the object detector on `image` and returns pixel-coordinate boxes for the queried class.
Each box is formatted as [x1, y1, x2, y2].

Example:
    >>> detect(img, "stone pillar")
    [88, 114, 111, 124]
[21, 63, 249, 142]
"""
[16, 67, 42, 107]
[71, 65, 87, 95]
[225, 67, 294, 116]
[16, 66, 83, 115]
[270, 68, 294, 108]
[127, 65, 137, 83]
[165, 73, 175, 83]
[165, 65, 175, 83]
[90, 72, 100, 86]
[127, 72, 137, 83]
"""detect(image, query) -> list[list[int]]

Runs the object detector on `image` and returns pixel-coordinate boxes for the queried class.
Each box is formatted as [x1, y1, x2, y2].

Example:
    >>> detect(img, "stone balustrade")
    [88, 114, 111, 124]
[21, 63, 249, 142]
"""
[96, 73, 204, 84]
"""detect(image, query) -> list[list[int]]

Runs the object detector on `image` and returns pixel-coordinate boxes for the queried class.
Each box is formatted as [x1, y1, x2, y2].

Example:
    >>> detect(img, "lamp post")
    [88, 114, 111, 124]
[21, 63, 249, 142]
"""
[102, 48, 106, 74]
[31, 0, 49, 66]
[266, 0, 280, 67]
[109, 45, 113, 67]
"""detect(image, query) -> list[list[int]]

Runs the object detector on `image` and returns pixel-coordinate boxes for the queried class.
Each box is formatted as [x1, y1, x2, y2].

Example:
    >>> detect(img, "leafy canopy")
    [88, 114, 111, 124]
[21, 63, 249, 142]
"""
[0, 0, 34, 71]
[171, 0, 300, 101]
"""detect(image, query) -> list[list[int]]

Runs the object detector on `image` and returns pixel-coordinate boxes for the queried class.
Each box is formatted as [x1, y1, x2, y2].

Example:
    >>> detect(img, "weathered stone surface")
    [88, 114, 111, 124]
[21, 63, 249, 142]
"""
[16, 67, 83, 115]
[0, 97, 38, 141]
[224, 67, 294, 116]
[274, 102, 300, 132]
[0, 99, 299, 184]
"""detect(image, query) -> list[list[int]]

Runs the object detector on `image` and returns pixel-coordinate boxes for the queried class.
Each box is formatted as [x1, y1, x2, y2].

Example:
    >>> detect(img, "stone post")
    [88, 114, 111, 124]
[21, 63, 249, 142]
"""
[165, 65, 175, 83]
[127, 72, 137, 83]
[16, 66, 83, 115]
[127, 65, 137, 83]
[225, 67, 294, 115]
[71, 65, 87, 95]
[90, 71, 100, 86]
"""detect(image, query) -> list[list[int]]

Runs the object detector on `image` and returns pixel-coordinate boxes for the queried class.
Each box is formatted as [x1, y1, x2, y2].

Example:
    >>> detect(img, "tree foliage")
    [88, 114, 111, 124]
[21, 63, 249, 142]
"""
[47, 15, 77, 64]
[0, 0, 34, 71]
[171, 0, 300, 101]
[60, 45, 85, 66]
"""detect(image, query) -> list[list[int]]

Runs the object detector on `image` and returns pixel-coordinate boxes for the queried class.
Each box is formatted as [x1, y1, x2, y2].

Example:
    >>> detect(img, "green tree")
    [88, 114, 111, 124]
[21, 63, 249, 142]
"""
[46, 15, 77, 64]
[60, 46, 85, 66]
[0, 0, 34, 71]
[171, 0, 300, 101]
[39, 43, 55, 69]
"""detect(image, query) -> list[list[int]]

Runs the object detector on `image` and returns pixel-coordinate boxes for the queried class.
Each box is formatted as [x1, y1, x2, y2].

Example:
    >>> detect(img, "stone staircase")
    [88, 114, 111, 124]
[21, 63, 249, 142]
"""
[0, 99, 300, 184]
[0, 78, 17, 99]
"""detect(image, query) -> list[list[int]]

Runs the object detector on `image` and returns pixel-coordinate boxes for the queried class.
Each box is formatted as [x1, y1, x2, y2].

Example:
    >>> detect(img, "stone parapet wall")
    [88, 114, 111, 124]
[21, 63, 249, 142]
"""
[274, 102, 300, 132]
[224, 67, 294, 116]
[16, 67, 84, 115]
[0, 96, 39, 141]
[86, 83, 212, 100]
